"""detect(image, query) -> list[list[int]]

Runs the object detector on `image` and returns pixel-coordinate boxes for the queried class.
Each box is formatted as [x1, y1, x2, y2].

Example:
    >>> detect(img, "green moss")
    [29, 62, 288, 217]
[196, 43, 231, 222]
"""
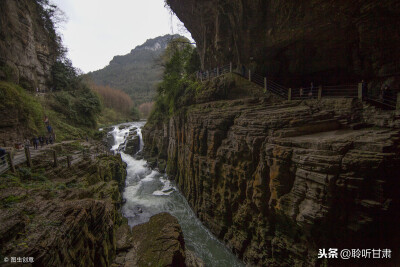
[0, 81, 45, 135]
[1, 195, 27, 207]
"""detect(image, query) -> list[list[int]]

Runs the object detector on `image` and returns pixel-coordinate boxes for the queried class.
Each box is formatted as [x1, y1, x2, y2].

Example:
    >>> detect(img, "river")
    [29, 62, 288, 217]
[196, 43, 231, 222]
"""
[108, 121, 243, 267]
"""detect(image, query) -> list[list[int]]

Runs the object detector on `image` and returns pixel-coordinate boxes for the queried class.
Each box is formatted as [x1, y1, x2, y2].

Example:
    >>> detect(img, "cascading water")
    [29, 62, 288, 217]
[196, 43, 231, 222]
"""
[109, 121, 243, 267]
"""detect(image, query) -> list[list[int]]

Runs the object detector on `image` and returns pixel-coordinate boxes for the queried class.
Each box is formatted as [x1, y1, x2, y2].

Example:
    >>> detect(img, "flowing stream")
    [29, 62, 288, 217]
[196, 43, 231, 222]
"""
[109, 121, 243, 267]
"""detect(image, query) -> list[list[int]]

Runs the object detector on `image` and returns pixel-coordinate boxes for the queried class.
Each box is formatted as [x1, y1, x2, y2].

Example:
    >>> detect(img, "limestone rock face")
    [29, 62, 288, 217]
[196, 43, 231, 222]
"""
[0, 153, 127, 266]
[166, 0, 400, 87]
[113, 212, 187, 267]
[143, 96, 400, 266]
[0, 0, 58, 90]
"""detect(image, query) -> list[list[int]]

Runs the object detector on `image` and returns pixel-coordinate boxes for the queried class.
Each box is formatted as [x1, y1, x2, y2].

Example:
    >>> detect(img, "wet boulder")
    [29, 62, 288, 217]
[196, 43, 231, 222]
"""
[124, 130, 140, 155]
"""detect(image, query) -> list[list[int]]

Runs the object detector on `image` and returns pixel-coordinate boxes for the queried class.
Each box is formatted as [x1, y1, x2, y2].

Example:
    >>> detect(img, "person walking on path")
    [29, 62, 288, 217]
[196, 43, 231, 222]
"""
[0, 147, 6, 164]
[361, 80, 367, 99]
[31, 137, 36, 149]
[308, 82, 314, 99]
[34, 137, 39, 149]
[39, 136, 44, 148]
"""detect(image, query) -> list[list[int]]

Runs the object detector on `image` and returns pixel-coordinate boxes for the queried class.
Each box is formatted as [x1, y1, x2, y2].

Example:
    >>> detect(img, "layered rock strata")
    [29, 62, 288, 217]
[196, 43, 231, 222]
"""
[143, 82, 400, 266]
[0, 149, 127, 266]
[0, 0, 58, 90]
[113, 212, 189, 267]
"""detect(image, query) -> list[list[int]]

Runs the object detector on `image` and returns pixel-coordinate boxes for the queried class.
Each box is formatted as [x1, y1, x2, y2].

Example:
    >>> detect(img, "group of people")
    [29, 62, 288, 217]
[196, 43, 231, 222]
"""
[27, 135, 54, 150]
[25, 116, 55, 150]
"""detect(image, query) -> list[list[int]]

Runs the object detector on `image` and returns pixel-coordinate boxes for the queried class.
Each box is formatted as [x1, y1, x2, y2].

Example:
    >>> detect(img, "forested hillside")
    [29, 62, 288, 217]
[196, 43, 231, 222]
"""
[89, 34, 182, 105]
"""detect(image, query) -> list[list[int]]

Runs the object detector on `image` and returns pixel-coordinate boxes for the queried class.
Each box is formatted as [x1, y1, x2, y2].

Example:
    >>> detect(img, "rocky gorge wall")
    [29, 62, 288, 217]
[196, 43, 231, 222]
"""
[143, 77, 400, 266]
[167, 0, 400, 88]
[0, 0, 58, 91]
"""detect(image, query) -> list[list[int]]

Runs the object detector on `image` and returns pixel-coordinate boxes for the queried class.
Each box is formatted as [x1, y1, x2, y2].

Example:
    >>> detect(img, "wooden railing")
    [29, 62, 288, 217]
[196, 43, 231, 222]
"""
[197, 63, 399, 110]
[0, 146, 113, 175]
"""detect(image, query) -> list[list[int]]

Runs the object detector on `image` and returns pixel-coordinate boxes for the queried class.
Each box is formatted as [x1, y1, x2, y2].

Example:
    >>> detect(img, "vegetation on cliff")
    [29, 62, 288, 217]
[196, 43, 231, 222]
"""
[0, 141, 128, 266]
[149, 37, 201, 123]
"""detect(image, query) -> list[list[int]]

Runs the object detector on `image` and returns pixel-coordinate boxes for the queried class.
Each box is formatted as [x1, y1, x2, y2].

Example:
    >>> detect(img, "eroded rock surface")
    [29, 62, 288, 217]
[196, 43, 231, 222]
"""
[0, 149, 127, 266]
[113, 212, 187, 267]
[143, 94, 400, 266]
[0, 0, 58, 90]
[166, 0, 400, 87]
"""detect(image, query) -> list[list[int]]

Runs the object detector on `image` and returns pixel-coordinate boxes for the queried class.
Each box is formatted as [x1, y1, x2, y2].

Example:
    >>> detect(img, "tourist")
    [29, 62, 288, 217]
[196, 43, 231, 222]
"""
[24, 139, 30, 148]
[308, 83, 314, 99]
[361, 80, 367, 99]
[49, 135, 53, 145]
[39, 136, 44, 148]
[380, 83, 386, 101]
[0, 147, 6, 164]
[383, 85, 391, 105]
[300, 87, 304, 98]
[32, 137, 38, 149]
[44, 116, 49, 125]
[45, 136, 48, 145]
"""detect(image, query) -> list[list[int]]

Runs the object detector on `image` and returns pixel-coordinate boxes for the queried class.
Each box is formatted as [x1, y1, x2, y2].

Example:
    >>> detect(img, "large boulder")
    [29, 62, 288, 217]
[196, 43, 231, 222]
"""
[124, 130, 140, 155]
[113, 212, 187, 267]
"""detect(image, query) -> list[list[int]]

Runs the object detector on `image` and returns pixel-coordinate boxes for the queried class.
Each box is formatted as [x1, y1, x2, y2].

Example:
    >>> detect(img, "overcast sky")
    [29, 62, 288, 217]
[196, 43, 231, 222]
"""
[52, 0, 192, 73]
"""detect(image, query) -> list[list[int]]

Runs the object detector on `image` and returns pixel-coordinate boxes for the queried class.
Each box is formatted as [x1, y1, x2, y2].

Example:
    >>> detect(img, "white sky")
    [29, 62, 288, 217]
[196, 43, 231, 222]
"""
[52, 0, 192, 73]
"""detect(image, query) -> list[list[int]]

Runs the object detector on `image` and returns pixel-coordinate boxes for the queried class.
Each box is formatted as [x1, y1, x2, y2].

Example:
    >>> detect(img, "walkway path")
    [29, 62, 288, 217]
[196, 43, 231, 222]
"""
[198, 63, 399, 110]
[0, 140, 97, 175]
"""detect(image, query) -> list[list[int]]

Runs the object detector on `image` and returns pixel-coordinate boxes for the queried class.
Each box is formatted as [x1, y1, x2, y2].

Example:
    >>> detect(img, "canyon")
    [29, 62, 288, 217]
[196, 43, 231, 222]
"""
[143, 75, 400, 266]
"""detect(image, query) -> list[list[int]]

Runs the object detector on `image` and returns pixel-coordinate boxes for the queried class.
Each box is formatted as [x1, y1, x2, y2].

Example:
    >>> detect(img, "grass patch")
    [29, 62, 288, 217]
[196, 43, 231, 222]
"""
[0, 81, 46, 135]
[97, 107, 133, 127]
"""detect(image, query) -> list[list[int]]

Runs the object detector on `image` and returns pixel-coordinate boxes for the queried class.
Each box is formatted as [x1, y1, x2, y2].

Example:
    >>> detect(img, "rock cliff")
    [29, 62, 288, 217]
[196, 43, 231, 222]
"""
[143, 75, 400, 266]
[166, 0, 400, 88]
[0, 0, 58, 91]
[0, 148, 127, 266]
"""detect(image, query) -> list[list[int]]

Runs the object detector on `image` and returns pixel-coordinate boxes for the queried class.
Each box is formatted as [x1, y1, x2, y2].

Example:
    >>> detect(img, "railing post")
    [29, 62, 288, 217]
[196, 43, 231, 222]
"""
[318, 85, 322, 100]
[67, 155, 71, 168]
[288, 88, 292, 101]
[7, 152, 16, 173]
[24, 146, 32, 167]
[264, 77, 267, 92]
[229, 62, 232, 73]
[358, 82, 363, 100]
[53, 150, 58, 167]
[248, 70, 251, 82]
[397, 92, 400, 110]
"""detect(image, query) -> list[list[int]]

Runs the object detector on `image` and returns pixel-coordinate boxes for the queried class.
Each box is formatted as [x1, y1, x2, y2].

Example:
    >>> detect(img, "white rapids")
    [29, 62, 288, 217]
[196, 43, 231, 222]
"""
[109, 121, 243, 267]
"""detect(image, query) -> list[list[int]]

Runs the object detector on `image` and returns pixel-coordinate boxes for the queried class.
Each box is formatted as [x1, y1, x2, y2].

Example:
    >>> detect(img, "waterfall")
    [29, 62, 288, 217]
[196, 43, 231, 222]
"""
[109, 121, 243, 267]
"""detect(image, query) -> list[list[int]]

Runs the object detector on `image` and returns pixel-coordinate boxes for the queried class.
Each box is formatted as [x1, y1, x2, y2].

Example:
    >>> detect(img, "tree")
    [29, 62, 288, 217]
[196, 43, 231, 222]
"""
[149, 37, 201, 121]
